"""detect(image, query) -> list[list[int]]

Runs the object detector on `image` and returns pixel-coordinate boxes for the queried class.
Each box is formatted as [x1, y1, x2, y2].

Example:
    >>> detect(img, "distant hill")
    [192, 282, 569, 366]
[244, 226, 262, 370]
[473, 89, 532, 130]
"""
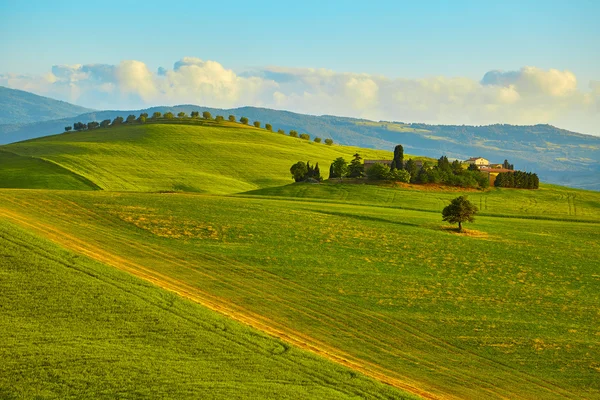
[1, 120, 411, 194]
[0, 96, 598, 190]
[0, 86, 92, 125]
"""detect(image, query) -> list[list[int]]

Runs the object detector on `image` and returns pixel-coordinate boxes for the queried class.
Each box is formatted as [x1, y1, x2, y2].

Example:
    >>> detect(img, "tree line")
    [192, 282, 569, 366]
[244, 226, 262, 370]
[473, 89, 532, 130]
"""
[494, 171, 539, 189]
[325, 145, 489, 188]
[64, 111, 335, 145]
[290, 144, 536, 190]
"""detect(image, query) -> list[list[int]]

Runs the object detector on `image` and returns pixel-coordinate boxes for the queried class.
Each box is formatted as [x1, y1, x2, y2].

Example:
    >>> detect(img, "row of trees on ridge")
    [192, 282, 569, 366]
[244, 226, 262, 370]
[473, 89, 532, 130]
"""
[65, 111, 335, 145]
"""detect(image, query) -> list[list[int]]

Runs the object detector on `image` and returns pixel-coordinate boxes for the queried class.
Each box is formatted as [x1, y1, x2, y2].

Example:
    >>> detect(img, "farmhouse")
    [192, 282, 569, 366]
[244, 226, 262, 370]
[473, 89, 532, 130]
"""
[364, 160, 392, 170]
[464, 157, 489, 166]
[363, 159, 424, 170]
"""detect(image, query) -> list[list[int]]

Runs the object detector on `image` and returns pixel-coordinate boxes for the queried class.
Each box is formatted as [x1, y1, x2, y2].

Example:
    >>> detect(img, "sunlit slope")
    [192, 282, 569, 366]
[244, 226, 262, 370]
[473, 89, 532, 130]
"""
[243, 182, 600, 220]
[0, 149, 99, 190]
[1, 189, 598, 399]
[0, 218, 414, 400]
[4, 122, 409, 193]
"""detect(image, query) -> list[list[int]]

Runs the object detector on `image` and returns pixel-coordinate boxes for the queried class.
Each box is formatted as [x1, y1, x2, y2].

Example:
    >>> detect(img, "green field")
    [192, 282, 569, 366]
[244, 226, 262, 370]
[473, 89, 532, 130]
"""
[3, 121, 415, 194]
[0, 149, 98, 190]
[0, 218, 411, 399]
[1, 121, 599, 399]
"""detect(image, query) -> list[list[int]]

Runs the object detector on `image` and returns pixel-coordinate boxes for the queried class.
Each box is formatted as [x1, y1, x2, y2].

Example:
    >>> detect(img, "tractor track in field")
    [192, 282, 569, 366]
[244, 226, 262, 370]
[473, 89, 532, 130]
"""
[0, 199, 579, 400]
[0, 206, 439, 400]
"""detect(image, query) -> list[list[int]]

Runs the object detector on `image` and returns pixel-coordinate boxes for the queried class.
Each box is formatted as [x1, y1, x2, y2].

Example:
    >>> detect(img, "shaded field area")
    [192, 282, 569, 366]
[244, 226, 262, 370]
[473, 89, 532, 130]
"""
[1, 189, 598, 399]
[0, 218, 414, 400]
[0, 150, 99, 190]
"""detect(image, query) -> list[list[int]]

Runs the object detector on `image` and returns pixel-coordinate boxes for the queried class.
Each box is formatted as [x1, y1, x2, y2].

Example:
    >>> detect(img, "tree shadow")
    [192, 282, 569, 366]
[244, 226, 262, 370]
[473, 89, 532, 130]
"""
[309, 209, 421, 228]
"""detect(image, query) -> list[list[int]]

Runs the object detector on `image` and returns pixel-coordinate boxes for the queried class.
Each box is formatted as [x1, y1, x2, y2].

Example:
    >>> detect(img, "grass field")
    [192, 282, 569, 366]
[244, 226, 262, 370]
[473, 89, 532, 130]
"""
[0, 149, 98, 190]
[2, 121, 427, 194]
[0, 218, 415, 399]
[1, 188, 597, 399]
[244, 181, 600, 221]
[1, 121, 599, 399]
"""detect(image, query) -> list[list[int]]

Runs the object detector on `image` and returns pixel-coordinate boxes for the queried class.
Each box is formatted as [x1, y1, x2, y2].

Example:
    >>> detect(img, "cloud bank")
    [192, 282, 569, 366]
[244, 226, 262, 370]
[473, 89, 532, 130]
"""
[1, 57, 598, 135]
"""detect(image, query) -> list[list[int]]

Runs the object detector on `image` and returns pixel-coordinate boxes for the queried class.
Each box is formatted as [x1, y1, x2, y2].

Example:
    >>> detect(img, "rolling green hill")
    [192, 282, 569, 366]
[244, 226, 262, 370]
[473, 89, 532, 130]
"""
[0, 86, 92, 125]
[0, 149, 99, 190]
[0, 187, 598, 399]
[0, 218, 412, 399]
[1, 120, 427, 194]
[1, 98, 598, 189]
[1, 119, 599, 399]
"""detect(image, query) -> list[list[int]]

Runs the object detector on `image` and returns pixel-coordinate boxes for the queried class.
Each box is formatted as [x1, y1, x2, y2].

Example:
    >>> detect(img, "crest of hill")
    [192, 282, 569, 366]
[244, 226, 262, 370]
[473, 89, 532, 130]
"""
[1, 120, 418, 194]
[0, 86, 93, 125]
[0, 100, 598, 189]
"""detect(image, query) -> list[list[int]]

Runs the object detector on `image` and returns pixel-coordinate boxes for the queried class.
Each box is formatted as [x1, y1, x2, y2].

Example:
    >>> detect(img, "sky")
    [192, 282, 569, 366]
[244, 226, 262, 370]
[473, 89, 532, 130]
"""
[1, 0, 599, 135]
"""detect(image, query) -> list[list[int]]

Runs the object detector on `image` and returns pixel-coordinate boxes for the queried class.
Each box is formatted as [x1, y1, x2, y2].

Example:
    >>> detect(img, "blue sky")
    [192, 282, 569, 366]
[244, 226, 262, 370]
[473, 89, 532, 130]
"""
[2, 0, 598, 83]
[1, 0, 599, 134]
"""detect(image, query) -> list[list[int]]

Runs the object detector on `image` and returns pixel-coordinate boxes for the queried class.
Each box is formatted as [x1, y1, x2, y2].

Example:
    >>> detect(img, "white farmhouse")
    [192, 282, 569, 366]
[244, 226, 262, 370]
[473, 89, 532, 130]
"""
[464, 157, 490, 166]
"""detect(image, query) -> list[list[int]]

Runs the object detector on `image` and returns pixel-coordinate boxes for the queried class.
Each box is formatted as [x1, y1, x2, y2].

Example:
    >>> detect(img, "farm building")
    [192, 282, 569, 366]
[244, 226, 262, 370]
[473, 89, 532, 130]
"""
[363, 159, 423, 170]
[464, 157, 490, 166]
[364, 160, 392, 170]
[479, 167, 515, 186]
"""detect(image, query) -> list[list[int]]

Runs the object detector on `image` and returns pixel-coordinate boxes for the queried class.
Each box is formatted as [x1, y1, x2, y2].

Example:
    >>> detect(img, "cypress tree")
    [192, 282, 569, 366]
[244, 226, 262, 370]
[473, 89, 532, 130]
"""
[329, 163, 336, 179]
[314, 163, 321, 181]
[392, 145, 404, 170]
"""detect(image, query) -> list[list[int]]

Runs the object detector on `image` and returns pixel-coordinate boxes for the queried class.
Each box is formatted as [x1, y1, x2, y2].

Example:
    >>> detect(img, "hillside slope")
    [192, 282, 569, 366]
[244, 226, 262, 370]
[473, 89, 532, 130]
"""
[2, 121, 425, 193]
[0, 100, 598, 189]
[0, 218, 412, 399]
[0, 86, 92, 125]
[0, 149, 99, 190]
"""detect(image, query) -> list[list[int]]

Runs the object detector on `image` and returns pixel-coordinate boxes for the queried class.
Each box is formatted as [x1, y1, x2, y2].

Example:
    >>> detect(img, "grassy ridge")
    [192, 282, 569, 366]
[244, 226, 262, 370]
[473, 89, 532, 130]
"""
[243, 182, 600, 221]
[0, 218, 414, 400]
[1, 189, 598, 399]
[0, 150, 99, 190]
[3, 121, 426, 193]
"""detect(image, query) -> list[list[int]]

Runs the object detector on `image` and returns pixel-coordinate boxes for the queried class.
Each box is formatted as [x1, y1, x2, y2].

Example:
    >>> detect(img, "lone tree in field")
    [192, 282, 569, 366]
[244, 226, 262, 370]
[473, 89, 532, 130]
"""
[265, 123, 272, 131]
[215, 115, 224, 122]
[64, 126, 72, 132]
[191, 111, 199, 118]
[177, 112, 187, 118]
[240, 116, 249, 125]
[324, 138, 334, 145]
[314, 137, 322, 143]
[442, 196, 478, 232]
[253, 121, 261, 128]
[202, 111, 212, 120]
[228, 115, 236, 122]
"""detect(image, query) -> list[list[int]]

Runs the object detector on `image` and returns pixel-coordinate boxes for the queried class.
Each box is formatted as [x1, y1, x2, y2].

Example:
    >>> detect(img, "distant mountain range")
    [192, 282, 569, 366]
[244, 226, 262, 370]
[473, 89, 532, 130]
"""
[1, 87, 598, 190]
[0, 86, 92, 125]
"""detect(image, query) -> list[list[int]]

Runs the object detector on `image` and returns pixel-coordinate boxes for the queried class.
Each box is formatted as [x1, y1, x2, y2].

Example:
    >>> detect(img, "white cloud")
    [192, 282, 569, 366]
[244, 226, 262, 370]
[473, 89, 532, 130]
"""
[0, 58, 598, 135]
